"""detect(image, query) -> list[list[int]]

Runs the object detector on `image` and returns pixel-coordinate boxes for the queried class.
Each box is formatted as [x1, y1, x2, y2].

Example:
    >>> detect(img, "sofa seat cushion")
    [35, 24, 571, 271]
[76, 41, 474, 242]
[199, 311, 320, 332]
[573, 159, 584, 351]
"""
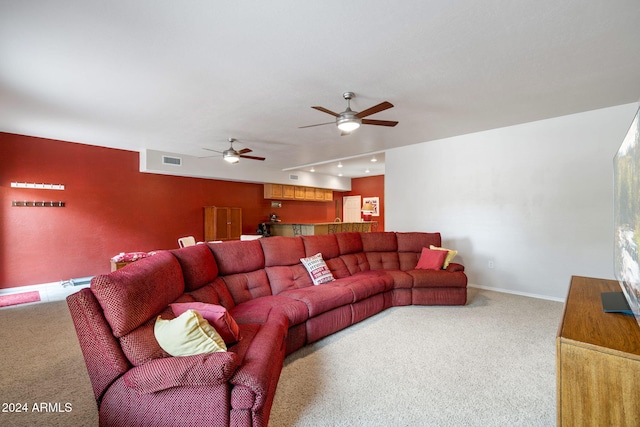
[409, 270, 468, 288]
[278, 285, 354, 317]
[229, 295, 308, 326]
[331, 271, 394, 302]
[383, 270, 414, 289]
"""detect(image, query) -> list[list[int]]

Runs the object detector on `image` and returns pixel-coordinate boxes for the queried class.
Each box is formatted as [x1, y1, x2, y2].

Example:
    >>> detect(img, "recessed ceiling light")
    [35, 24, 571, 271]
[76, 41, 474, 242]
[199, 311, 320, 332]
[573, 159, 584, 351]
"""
[338, 173, 343, 177]
[310, 167, 315, 172]
[365, 169, 370, 173]
[337, 162, 343, 168]
[371, 157, 377, 162]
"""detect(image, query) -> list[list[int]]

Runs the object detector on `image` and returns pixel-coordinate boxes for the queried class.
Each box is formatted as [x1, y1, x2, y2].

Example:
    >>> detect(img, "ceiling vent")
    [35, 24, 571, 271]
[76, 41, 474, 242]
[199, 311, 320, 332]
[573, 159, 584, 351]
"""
[162, 155, 182, 166]
[289, 174, 299, 181]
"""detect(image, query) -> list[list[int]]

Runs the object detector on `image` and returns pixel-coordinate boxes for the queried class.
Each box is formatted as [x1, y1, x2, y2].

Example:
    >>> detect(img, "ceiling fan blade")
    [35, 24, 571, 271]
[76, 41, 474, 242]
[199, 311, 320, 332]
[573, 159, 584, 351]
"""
[299, 122, 334, 129]
[355, 101, 394, 118]
[361, 118, 399, 127]
[202, 148, 223, 154]
[238, 148, 253, 154]
[312, 106, 340, 117]
[240, 155, 265, 161]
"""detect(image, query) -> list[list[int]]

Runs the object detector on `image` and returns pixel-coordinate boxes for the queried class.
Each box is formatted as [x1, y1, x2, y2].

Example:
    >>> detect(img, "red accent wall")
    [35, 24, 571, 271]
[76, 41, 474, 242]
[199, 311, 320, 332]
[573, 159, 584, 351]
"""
[0, 133, 339, 288]
[343, 175, 385, 231]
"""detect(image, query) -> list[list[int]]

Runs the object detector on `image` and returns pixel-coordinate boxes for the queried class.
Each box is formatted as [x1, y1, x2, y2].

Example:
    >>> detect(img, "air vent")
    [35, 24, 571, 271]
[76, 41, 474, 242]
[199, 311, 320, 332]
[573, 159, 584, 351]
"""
[162, 156, 182, 166]
[289, 174, 299, 181]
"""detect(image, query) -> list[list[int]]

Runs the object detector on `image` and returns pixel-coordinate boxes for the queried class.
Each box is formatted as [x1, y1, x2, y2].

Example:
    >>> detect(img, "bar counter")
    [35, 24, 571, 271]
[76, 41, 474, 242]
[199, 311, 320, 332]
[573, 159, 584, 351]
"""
[269, 221, 378, 237]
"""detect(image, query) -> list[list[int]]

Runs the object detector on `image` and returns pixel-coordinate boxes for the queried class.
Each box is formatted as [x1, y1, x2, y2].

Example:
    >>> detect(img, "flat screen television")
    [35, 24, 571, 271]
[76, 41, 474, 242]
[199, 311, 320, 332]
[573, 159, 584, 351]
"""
[614, 106, 640, 327]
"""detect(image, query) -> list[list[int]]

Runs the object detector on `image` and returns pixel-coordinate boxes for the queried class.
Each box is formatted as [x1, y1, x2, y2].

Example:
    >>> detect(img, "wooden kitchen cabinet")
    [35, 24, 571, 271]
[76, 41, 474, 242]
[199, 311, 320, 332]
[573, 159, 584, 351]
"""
[283, 185, 295, 199]
[304, 187, 315, 200]
[557, 276, 640, 426]
[314, 188, 326, 200]
[204, 206, 242, 241]
[263, 184, 283, 199]
[264, 183, 332, 202]
[294, 186, 306, 200]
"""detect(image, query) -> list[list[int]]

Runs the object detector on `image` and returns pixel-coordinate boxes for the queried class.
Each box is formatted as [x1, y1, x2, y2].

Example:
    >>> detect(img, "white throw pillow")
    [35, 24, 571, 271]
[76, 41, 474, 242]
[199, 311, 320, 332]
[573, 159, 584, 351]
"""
[154, 309, 227, 357]
[300, 253, 335, 285]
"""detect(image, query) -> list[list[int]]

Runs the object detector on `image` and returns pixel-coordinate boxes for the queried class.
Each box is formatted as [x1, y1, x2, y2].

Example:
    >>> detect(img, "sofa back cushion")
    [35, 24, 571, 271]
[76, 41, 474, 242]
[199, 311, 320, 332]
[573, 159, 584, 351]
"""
[222, 269, 272, 305]
[209, 240, 264, 275]
[326, 257, 351, 279]
[170, 244, 219, 291]
[396, 232, 442, 271]
[261, 236, 305, 266]
[365, 252, 400, 270]
[360, 232, 398, 252]
[91, 251, 185, 338]
[302, 234, 340, 259]
[358, 232, 399, 271]
[335, 232, 363, 255]
[188, 277, 239, 311]
[340, 252, 370, 275]
[265, 265, 313, 294]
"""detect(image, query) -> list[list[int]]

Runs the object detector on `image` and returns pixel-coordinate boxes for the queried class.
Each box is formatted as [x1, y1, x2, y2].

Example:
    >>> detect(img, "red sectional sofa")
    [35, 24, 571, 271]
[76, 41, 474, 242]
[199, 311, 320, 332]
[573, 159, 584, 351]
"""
[67, 231, 467, 427]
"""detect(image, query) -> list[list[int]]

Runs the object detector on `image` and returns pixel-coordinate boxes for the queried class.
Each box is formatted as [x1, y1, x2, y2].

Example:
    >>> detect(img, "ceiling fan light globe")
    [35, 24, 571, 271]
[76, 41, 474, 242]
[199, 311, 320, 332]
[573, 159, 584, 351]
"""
[224, 156, 239, 163]
[337, 121, 360, 132]
[223, 149, 240, 163]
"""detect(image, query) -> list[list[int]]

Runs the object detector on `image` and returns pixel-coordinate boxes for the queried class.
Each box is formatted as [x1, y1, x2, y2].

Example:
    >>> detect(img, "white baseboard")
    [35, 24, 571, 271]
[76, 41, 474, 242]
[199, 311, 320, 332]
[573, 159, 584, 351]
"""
[0, 280, 91, 305]
[468, 283, 565, 303]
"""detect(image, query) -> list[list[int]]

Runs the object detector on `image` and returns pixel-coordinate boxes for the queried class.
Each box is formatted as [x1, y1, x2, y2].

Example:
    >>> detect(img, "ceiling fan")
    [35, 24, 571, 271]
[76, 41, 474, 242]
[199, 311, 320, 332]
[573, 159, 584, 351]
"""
[300, 92, 398, 135]
[202, 138, 265, 164]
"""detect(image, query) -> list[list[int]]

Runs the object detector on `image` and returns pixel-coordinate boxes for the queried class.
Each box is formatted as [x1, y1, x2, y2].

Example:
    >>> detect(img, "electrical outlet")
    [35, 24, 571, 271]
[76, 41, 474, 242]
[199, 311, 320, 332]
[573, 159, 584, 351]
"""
[488, 260, 495, 269]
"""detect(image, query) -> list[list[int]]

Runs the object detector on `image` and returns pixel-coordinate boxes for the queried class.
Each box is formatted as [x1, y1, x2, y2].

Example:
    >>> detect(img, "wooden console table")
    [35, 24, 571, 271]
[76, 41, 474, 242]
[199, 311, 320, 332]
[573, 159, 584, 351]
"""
[557, 276, 640, 426]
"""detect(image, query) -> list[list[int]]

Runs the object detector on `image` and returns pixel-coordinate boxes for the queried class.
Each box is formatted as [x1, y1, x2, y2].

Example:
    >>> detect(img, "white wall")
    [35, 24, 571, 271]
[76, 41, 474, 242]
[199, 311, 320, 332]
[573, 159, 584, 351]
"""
[386, 103, 639, 300]
[141, 149, 352, 191]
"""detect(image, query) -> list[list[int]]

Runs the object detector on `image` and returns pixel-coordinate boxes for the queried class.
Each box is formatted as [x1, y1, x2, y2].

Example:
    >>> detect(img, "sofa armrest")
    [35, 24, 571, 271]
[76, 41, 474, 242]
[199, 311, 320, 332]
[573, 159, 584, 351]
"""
[123, 351, 239, 395]
[446, 262, 465, 273]
[229, 312, 287, 410]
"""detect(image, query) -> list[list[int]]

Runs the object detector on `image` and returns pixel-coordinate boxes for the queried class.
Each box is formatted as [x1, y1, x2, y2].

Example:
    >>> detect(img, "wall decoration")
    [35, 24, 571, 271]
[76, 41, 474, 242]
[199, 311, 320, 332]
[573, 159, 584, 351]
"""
[363, 197, 380, 216]
[11, 182, 65, 190]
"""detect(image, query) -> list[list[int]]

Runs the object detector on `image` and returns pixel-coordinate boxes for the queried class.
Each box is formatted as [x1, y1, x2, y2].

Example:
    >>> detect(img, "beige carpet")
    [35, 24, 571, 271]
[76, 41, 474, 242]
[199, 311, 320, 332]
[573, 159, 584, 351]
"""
[0, 288, 563, 426]
[269, 288, 563, 426]
[0, 298, 98, 427]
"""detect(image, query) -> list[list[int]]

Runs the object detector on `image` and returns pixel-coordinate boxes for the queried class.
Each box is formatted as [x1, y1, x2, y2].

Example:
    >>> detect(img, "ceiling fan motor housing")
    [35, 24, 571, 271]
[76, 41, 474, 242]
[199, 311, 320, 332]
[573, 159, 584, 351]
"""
[336, 111, 361, 131]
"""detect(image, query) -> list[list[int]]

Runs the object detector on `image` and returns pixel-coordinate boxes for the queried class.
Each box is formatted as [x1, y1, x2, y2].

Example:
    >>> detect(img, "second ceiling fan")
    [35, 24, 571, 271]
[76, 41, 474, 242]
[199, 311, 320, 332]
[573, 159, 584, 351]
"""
[300, 92, 398, 135]
[202, 138, 265, 164]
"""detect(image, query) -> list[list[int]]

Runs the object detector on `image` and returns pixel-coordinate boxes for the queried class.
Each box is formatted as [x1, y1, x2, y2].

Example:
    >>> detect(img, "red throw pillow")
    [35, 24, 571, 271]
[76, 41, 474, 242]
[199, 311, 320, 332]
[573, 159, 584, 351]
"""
[415, 247, 447, 270]
[170, 302, 240, 344]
